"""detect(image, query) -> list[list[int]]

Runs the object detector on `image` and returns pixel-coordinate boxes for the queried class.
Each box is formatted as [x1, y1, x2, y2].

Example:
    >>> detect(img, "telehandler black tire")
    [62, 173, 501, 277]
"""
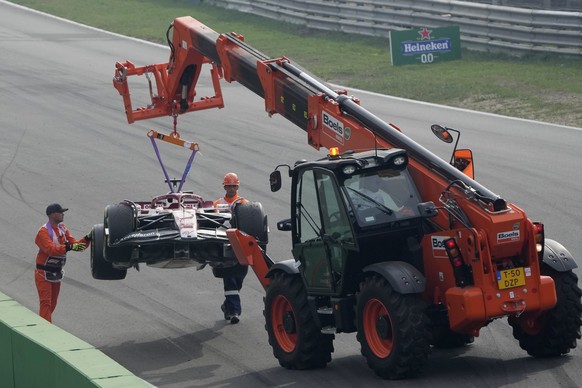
[264, 271, 333, 369]
[356, 274, 430, 379]
[509, 268, 582, 357]
[91, 224, 127, 280]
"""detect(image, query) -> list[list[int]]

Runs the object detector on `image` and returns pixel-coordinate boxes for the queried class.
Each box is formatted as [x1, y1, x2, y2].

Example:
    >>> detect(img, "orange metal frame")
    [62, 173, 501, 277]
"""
[113, 59, 224, 124]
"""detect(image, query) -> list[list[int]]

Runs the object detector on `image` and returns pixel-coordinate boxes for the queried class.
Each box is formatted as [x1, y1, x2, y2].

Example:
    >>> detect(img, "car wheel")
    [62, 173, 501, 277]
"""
[104, 202, 135, 263]
[232, 201, 268, 249]
[91, 224, 127, 280]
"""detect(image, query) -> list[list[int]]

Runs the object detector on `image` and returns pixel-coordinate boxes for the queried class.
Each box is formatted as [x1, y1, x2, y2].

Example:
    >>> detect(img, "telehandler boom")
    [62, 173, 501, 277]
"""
[112, 16, 581, 379]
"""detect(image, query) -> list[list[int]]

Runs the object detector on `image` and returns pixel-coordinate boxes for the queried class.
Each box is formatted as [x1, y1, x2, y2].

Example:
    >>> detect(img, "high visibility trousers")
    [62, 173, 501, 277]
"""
[34, 270, 61, 323]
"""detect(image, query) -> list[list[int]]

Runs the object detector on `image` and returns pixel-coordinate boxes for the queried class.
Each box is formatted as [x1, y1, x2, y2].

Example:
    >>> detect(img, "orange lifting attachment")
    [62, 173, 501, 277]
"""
[113, 56, 224, 123]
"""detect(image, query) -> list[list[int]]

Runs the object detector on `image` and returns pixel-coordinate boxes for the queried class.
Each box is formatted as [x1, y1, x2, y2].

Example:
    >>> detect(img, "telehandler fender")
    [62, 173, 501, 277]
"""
[265, 259, 299, 277]
[543, 239, 578, 272]
[363, 261, 426, 294]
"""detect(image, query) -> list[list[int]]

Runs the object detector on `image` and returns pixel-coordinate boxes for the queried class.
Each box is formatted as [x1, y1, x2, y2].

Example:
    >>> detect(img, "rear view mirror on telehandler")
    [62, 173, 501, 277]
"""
[270, 170, 282, 192]
[270, 164, 295, 192]
[452, 149, 474, 179]
[431, 124, 475, 179]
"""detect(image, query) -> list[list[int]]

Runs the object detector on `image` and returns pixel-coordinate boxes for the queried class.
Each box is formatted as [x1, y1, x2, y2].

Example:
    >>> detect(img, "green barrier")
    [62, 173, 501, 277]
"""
[0, 296, 18, 387]
[0, 292, 152, 388]
[0, 294, 14, 305]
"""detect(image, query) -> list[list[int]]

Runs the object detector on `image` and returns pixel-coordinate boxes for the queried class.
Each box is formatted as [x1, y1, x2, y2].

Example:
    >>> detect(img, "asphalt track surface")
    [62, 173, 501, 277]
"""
[1, 2, 581, 387]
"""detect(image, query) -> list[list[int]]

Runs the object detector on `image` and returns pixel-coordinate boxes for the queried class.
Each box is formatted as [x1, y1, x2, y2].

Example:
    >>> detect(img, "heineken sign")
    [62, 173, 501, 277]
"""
[390, 26, 461, 66]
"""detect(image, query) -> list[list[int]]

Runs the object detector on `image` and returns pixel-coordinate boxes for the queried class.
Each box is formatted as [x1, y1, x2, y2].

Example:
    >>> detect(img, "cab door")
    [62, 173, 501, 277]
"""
[292, 168, 356, 295]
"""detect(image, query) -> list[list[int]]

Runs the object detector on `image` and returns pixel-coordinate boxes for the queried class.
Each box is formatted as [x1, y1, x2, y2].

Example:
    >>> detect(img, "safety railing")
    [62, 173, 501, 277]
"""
[469, 0, 581, 12]
[202, 0, 582, 56]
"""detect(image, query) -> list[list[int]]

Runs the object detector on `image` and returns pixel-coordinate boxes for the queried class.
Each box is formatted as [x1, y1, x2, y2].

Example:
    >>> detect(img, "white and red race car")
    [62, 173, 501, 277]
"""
[90, 192, 268, 280]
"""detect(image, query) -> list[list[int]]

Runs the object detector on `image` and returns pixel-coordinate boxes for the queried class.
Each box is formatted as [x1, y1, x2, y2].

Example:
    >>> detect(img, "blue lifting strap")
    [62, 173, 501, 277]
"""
[147, 129, 199, 193]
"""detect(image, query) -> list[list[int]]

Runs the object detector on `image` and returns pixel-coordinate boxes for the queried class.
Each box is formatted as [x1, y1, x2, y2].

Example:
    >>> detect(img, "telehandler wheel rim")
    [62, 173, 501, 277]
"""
[271, 295, 297, 353]
[363, 298, 394, 358]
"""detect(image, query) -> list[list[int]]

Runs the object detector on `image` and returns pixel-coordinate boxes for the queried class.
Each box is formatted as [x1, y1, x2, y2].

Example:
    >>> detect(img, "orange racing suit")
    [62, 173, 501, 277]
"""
[34, 223, 89, 322]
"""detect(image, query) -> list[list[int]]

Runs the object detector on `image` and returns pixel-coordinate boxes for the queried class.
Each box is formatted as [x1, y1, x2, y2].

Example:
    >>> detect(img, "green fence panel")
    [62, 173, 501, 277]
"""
[92, 375, 154, 388]
[12, 324, 144, 388]
[0, 302, 49, 328]
[0, 296, 151, 388]
[59, 348, 142, 387]
[11, 315, 87, 387]
[0, 297, 18, 388]
[0, 291, 13, 301]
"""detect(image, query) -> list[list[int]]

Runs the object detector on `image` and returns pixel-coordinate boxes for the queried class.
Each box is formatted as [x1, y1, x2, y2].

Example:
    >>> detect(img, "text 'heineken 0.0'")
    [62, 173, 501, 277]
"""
[389, 26, 461, 66]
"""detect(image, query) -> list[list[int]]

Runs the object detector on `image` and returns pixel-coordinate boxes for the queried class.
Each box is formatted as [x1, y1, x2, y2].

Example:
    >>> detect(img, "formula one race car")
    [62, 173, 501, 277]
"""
[90, 191, 268, 280]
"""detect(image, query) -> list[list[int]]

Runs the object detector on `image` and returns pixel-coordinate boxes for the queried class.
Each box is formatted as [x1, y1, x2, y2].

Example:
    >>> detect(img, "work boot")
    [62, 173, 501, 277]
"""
[229, 314, 240, 324]
[221, 303, 239, 323]
[221, 301, 241, 324]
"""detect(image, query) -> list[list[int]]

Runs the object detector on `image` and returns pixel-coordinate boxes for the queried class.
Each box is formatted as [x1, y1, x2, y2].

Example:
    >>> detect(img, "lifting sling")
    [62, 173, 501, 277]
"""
[147, 125, 199, 193]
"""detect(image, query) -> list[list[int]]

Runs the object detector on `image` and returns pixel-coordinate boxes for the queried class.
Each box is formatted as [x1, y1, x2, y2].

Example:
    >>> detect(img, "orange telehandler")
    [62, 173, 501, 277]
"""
[111, 16, 581, 379]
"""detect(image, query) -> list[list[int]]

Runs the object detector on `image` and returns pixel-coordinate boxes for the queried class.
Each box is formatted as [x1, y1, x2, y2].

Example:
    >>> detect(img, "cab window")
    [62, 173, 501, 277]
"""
[296, 169, 353, 244]
[344, 169, 421, 226]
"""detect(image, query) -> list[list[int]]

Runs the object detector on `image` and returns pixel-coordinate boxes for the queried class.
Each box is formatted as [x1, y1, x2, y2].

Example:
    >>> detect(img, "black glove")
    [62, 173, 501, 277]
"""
[84, 232, 92, 242]
[65, 242, 72, 251]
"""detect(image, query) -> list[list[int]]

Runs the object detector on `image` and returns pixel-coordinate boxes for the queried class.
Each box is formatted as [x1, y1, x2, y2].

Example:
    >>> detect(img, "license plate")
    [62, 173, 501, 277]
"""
[496, 267, 526, 290]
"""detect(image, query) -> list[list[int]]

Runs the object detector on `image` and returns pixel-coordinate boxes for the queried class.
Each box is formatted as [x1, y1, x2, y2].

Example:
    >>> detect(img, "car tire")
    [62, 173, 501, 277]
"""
[91, 224, 127, 280]
[232, 201, 268, 248]
[104, 202, 134, 263]
[212, 202, 268, 279]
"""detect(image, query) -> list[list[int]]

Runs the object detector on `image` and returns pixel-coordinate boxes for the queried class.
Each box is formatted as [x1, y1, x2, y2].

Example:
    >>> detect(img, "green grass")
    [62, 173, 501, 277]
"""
[11, 0, 582, 127]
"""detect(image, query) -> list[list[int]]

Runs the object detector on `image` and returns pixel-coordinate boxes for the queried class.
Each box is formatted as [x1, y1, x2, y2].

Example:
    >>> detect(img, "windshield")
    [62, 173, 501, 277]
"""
[343, 169, 421, 226]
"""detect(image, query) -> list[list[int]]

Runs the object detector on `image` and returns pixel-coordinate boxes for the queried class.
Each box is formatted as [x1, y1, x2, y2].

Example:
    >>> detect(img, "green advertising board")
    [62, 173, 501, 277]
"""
[389, 26, 461, 66]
